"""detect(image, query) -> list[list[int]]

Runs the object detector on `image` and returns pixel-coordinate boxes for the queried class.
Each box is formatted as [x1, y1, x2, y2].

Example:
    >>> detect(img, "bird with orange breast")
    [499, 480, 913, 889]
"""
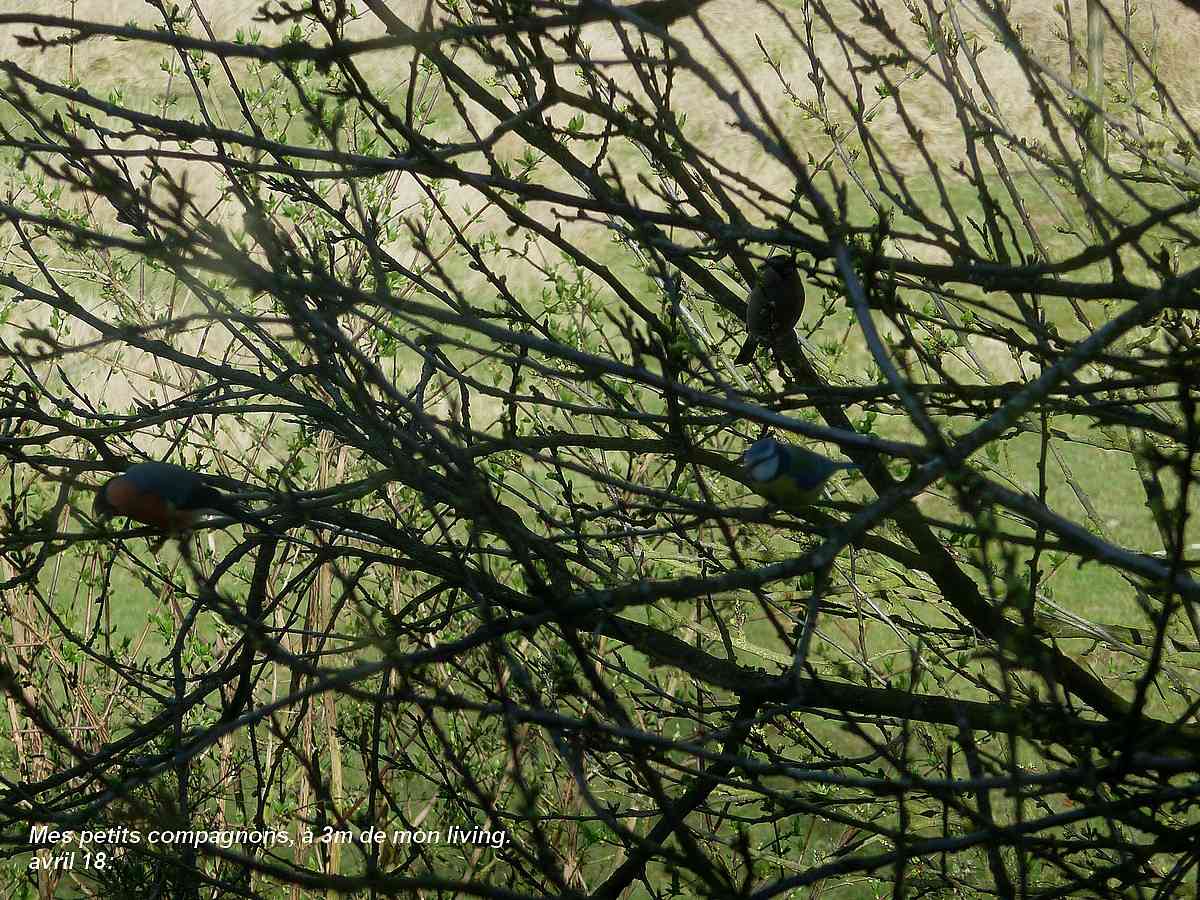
[93, 461, 264, 534]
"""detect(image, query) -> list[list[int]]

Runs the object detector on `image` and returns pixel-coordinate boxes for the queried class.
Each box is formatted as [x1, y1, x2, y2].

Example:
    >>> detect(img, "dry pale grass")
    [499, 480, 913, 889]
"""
[5, 0, 1196, 201]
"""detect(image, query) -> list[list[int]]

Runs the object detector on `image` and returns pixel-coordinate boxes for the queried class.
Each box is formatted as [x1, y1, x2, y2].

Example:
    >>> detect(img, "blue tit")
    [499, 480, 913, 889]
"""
[742, 438, 858, 509]
[734, 255, 805, 365]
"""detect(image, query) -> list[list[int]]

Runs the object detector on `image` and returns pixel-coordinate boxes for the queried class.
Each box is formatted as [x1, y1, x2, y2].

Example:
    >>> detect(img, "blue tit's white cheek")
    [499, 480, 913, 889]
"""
[748, 458, 779, 483]
[743, 448, 767, 473]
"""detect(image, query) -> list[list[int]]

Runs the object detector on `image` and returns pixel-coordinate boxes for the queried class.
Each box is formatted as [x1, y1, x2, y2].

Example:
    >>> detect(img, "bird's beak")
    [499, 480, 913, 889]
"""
[92, 489, 113, 520]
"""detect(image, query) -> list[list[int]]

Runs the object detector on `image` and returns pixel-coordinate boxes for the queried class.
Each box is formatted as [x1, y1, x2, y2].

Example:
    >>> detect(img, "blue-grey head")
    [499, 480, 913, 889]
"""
[743, 437, 788, 484]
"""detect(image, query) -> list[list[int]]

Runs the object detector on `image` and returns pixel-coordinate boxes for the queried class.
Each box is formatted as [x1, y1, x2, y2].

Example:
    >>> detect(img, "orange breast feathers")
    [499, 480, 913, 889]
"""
[103, 478, 199, 532]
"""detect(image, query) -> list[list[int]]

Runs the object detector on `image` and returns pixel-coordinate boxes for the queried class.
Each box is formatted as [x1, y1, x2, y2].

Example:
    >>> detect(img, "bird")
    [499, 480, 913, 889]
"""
[734, 255, 805, 366]
[742, 438, 858, 509]
[93, 461, 264, 534]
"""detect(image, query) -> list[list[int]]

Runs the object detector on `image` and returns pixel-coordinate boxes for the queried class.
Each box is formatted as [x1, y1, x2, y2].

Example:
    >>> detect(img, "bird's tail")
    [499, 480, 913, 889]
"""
[734, 337, 758, 366]
[205, 490, 269, 530]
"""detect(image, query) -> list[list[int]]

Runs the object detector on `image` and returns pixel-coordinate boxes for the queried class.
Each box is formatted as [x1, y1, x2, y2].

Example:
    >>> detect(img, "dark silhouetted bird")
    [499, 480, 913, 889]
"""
[93, 462, 262, 533]
[742, 438, 858, 508]
[734, 255, 804, 366]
